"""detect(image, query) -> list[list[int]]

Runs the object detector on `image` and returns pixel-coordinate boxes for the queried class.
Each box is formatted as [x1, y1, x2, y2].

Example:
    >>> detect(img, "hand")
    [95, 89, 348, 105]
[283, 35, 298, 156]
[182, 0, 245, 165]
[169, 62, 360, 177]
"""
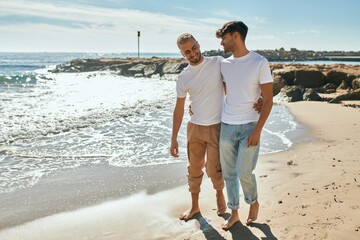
[247, 130, 261, 147]
[253, 97, 263, 113]
[170, 140, 179, 157]
[188, 104, 193, 116]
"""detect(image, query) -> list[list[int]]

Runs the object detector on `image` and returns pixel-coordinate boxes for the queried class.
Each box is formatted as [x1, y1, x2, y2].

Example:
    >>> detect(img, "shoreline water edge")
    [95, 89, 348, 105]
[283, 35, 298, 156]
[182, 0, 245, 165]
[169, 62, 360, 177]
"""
[0, 53, 359, 239]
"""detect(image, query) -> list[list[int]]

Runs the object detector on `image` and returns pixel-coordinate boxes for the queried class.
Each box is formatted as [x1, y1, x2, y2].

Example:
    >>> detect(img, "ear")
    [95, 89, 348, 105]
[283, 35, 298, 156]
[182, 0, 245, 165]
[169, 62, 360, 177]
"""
[233, 32, 240, 40]
[234, 32, 244, 43]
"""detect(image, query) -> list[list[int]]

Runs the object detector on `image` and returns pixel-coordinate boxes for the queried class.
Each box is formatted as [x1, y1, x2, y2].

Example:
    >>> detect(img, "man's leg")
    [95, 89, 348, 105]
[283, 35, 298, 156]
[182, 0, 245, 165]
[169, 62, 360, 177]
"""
[237, 122, 260, 225]
[219, 123, 240, 230]
[179, 193, 200, 221]
[180, 123, 206, 221]
[215, 189, 226, 216]
[205, 123, 226, 216]
[247, 201, 259, 225]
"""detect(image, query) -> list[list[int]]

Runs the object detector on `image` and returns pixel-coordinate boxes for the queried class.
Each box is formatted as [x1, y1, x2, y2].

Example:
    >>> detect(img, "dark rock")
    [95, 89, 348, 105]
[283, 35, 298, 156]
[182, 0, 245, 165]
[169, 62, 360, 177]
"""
[275, 70, 295, 85]
[109, 63, 133, 73]
[347, 74, 358, 82]
[336, 80, 351, 91]
[323, 83, 338, 91]
[294, 70, 325, 88]
[326, 70, 348, 86]
[128, 64, 146, 76]
[329, 89, 360, 103]
[312, 87, 325, 93]
[352, 78, 360, 90]
[144, 63, 163, 77]
[273, 75, 287, 96]
[311, 83, 336, 94]
[162, 62, 187, 74]
[303, 88, 323, 101]
[280, 86, 304, 102]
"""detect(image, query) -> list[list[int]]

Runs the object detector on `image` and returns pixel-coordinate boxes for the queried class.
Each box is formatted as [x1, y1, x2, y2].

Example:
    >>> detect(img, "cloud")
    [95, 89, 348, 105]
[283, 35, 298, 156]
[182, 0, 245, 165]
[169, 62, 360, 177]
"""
[253, 16, 266, 23]
[248, 35, 275, 40]
[1, 0, 279, 52]
[0, 0, 219, 33]
[0, 0, 224, 52]
[213, 9, 239, 19]
[286, 29, 319, 35]
[172, 6, 195, 12]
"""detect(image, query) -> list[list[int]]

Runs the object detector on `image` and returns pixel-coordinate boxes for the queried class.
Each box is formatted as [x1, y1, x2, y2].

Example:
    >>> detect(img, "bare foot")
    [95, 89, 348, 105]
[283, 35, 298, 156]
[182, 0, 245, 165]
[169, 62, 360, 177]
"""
[221, 213, 240, 231]
[179, 208, 200, 222]
[246, 201, 259, 225]
[216, 192, 227, 216]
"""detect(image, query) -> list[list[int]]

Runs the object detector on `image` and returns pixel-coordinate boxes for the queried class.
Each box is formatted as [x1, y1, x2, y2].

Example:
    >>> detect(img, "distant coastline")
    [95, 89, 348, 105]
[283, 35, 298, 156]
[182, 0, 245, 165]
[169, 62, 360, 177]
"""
[203, 49, 360, 62]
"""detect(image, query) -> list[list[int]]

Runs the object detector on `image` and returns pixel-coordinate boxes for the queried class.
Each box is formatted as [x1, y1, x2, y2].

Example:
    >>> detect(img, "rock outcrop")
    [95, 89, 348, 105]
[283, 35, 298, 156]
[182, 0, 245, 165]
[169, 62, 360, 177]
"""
[49, 57, 188, 78]
[272, 64, 360, 105]
[49, 58, 360, 105]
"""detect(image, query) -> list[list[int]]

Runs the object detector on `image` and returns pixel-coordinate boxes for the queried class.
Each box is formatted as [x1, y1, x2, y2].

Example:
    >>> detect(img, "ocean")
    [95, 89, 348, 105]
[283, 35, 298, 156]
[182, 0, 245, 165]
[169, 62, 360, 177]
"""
[2, 52, 354, 195]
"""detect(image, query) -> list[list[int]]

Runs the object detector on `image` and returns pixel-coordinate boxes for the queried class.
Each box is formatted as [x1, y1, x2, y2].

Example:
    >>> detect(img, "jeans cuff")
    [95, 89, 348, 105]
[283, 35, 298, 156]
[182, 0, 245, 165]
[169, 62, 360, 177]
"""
[245, 197, 258, 205]
[227, 202, 239, 210]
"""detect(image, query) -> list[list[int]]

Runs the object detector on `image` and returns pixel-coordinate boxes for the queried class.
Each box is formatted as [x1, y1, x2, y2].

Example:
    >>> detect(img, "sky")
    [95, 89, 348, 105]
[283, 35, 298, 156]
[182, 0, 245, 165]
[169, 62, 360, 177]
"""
[0, 0, 359, 53]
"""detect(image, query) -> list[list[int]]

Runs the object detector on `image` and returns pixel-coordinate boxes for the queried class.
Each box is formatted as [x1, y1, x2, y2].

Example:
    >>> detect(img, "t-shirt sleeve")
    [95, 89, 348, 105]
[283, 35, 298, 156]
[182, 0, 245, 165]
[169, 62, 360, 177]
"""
[176, 77, 187, 98]
[259, 58, 273, 84]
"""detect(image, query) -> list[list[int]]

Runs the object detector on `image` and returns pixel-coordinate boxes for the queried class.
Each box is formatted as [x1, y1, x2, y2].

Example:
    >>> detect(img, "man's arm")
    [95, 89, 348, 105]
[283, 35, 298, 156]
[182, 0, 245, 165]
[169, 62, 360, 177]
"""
[247, 82, 273, 147]
[170, 97, 186, 157]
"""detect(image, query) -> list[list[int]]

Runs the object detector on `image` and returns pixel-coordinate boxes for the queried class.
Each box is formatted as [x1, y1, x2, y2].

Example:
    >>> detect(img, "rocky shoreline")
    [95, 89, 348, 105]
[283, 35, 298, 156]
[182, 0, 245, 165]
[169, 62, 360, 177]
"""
[49, 57, 360, 105]
[49, 57, 188, 78]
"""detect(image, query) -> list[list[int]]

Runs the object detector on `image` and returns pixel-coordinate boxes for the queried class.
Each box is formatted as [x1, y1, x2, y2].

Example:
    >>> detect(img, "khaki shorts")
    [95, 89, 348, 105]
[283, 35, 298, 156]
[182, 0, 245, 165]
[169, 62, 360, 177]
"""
[186, 122, 224, 193]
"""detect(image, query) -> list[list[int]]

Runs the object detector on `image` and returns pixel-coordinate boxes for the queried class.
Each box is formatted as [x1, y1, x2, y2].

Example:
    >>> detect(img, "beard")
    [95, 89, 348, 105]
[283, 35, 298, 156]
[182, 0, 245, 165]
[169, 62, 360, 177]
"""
[223, 46, 231, 54]
[222, 38, 235, 54]
[222, 44, 234, 54]
[188, 51, 202, 64]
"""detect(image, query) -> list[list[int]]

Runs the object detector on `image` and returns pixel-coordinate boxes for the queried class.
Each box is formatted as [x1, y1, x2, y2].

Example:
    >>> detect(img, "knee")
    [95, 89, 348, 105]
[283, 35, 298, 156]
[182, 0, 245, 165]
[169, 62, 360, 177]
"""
[238, 170, 254, 181]
[205, 164, 221, 177]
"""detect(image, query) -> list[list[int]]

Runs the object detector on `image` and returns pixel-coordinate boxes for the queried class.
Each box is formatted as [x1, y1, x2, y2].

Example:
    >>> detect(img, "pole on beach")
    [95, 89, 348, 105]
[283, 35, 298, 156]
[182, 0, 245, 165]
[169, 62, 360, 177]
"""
[137, 31, 140, 58]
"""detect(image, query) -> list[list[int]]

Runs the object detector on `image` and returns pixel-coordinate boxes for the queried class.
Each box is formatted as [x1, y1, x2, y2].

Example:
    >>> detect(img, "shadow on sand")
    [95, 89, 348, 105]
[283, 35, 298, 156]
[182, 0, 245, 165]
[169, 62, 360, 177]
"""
[249, 222, 278, 240]
[191, 213, 226, 240]
[190, 213, 278, 240]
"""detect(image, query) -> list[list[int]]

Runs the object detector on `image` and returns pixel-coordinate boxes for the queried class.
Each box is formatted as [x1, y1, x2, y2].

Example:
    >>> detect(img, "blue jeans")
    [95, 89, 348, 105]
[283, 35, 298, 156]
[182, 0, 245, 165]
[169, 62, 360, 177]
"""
[219, 122, 260, 210]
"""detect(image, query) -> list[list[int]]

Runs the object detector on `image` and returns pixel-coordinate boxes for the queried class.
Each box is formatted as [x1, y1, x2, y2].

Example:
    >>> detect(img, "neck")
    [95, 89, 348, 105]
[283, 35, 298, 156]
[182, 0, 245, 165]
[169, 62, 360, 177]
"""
[232, 48, 249, 58]
[231, 41, 249, 58]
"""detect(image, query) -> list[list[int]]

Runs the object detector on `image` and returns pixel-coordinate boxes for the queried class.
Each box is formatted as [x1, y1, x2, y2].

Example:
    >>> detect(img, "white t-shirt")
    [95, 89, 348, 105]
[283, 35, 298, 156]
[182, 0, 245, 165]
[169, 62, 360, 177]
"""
[221, 51, 273, 125]
[176, 56, 224, 126]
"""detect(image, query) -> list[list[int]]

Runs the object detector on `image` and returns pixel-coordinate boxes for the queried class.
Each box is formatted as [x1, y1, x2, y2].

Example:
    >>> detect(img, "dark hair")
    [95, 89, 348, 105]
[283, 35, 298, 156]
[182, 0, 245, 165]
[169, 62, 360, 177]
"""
[177, 33, 197, 47]
[216, 21, 248, 41]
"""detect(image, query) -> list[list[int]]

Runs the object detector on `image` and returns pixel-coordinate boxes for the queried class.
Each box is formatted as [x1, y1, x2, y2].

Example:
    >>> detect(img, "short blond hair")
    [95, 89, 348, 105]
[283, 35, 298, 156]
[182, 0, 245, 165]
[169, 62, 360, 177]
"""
[177, 33, 196, 48]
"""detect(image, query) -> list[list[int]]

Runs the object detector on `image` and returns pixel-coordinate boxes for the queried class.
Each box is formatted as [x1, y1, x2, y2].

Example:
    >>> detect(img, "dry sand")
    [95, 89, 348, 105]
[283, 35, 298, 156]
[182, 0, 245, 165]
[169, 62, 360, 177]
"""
[0, 101, 359, 240]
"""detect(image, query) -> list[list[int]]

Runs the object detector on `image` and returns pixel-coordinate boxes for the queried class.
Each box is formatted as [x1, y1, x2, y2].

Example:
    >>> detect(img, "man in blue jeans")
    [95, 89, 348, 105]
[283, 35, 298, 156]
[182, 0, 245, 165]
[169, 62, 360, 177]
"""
[216, 21, 273, 230]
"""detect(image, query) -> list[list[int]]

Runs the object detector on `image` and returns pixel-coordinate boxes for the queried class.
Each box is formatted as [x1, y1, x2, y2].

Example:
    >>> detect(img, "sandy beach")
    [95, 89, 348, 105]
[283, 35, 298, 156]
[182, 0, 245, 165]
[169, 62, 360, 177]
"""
[0, 101, 359, 240]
